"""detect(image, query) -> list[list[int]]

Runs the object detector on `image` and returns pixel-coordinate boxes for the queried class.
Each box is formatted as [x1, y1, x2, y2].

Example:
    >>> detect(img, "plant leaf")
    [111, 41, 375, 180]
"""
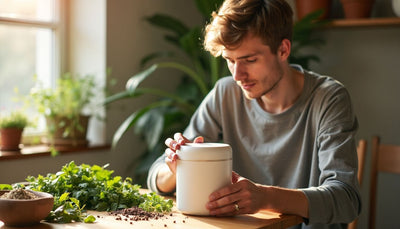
[134, 108, 165, 150]
[111, 110, 146, 149]
[140, 51, 174, 68]
[145, 14, 189, 37]
[194, 0, 224, 18]
[179, 27, 202, 59]
[125, 65, 158, 93]
[111, 100, 174, 148]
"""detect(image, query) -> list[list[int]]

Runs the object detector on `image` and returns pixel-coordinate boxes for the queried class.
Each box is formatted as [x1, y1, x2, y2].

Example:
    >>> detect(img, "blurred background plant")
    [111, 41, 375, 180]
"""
[0, 110, 31, 129]
[289, 9, 329, 69]
[105, 0, 227, 184]
[0, 109, 32, 151]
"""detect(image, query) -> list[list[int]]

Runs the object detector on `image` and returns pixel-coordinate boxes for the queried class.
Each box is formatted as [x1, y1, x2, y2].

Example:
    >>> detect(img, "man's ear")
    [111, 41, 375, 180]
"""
[278, 39, 291, 61]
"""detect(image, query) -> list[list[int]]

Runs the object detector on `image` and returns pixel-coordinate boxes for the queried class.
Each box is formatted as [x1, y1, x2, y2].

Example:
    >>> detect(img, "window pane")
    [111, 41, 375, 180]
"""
[0, 0, 55, 22]
[0, 24, 52, 132]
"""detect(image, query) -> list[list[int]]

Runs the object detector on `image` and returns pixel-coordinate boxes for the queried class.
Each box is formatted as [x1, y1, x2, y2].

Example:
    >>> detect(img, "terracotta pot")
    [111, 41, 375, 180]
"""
[341, 0, 375, 18]
[295, 0, 331, 20]
[43, 115, 89, 148]
[0, 128, 23, 151]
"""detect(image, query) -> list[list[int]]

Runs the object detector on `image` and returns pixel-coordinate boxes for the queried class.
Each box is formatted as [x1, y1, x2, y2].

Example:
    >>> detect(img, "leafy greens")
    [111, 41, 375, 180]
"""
[23, 161, 173, 223]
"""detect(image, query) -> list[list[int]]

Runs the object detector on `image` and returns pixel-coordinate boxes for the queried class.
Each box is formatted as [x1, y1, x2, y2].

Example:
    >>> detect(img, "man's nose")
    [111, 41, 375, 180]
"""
[232, 62, 246, 81]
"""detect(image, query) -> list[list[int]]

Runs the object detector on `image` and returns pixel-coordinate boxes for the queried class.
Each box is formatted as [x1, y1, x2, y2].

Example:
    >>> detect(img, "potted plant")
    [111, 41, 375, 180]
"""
[29, 73, 97, 150]
[290, 10, 330, 69]
[295, 0, 331, 20]
[340, 0, 375, 19]
[0, 110, 30, 151]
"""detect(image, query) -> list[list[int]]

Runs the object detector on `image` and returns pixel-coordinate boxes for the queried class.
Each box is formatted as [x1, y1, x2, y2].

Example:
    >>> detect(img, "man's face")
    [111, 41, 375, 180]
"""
[222, 34, 285, 100]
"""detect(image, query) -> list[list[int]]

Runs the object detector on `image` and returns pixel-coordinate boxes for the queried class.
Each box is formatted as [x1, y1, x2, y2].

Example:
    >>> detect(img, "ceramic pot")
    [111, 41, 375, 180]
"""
[295, 0, 331, 20]
[341, 0, 375, 18]
[0, 190, 54, 226]
[43, 115, 89, 148]
[0, 128, 23, 151]
[176, 143, 232, 215]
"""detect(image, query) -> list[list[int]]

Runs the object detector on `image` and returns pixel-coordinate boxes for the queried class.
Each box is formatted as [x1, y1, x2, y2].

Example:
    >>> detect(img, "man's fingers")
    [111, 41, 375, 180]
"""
[193, 136, 204, 143]
[165, 138, 179, 151]
[174, 133, 191, 145]
[165, 148, 178, 160]
[232, 171, 241, 183]
[166, 133, 204, 151]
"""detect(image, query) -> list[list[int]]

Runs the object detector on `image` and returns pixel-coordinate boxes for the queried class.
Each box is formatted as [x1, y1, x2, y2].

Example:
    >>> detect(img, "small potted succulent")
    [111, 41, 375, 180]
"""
[0, 110, 30, 151]
[29, 73, 97, 149]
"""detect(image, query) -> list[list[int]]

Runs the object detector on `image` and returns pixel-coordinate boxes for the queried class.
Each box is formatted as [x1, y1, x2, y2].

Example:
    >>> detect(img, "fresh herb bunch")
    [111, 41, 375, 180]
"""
[25, 161, 173, 223]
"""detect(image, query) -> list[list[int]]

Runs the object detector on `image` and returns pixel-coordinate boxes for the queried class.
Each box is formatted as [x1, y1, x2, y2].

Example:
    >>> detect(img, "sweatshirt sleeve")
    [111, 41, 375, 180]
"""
[146, 154, 176, 196]
[301, 85, 361, 224]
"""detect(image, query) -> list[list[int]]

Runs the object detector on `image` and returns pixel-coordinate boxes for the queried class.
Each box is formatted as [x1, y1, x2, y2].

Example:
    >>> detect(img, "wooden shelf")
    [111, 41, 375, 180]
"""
[328, 17, 400, 28]
[0, 144, 110, 161]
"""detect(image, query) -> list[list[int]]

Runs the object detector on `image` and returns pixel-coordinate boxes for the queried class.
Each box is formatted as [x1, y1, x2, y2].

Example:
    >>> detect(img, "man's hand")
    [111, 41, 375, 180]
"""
[206, 172, 309, 218]
[156, 133, 204, 193]
[164, 133, 203, 174]
[205, 172, 266, 216]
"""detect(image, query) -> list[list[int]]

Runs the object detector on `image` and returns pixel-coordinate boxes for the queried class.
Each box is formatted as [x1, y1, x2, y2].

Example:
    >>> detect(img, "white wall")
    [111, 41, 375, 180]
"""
[310, 26, 400, 229]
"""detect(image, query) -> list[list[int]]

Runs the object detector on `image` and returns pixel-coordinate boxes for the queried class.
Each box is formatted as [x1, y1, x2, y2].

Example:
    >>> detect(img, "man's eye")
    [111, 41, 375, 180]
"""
[246, 59, 256, 63]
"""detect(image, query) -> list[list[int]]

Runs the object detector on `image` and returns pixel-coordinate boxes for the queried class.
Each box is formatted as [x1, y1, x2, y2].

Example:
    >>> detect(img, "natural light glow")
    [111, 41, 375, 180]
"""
[0, 0, 59, 134]
[0, 0, 54, 21]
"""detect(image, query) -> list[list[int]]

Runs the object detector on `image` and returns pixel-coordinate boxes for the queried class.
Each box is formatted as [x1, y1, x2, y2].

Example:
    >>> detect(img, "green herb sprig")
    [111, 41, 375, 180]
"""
[24, 161, 172, 223]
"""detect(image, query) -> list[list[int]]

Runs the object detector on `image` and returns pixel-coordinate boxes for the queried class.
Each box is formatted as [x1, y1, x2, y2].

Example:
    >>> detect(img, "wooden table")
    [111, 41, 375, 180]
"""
[0, 210, 302, 229]
[0, 190, 303, 229]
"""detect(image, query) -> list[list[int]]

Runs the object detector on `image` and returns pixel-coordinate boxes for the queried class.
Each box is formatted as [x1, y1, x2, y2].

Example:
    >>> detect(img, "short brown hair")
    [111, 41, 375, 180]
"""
[204, 0, 293, 56]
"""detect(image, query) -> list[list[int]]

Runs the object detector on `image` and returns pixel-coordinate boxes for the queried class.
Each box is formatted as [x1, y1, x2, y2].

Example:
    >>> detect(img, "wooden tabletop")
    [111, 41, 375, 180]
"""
[0, 189, 303, 229]
[0, 209, 302, 229]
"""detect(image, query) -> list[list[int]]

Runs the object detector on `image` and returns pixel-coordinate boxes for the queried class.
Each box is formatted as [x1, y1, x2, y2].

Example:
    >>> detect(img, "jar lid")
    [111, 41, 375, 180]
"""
[177, 143, 232, 161]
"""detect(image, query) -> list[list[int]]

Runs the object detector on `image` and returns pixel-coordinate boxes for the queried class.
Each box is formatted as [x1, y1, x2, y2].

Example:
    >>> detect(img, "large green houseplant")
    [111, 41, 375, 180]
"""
[29, 73, 97, 151]
[105, 2, 327, 184]
[105, 0, 226, 183]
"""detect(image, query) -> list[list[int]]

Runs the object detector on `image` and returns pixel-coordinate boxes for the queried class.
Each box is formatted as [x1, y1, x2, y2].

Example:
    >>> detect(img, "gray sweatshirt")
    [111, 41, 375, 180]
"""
[147, 66, 361, 229]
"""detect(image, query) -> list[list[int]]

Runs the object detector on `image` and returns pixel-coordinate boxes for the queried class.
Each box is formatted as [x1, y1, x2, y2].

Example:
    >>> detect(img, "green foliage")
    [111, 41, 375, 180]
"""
[0, 184, 12, 190]
[29, 73, 96, 119]
[47, 192, 89, 223]
[139, 192, 173, 213]
[26, 73, 100, 147]
[25, 161, 173, 223]
[105, 0, 228, 184]
[290, 10, 330, 69]
[0, 110, 30, 129]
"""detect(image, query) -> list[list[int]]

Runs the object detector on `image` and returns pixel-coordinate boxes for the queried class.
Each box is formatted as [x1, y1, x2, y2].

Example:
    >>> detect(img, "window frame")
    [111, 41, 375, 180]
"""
[0, 0, 66, 142]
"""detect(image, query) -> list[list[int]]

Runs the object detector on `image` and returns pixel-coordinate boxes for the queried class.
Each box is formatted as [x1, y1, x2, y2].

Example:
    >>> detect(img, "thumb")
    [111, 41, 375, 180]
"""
[193, 136, 204, 143]
[232, 171, 241, 183]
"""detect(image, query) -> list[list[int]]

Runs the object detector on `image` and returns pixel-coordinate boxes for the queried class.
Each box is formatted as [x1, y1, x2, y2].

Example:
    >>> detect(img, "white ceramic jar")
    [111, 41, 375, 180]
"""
[176, 143, 232, 215]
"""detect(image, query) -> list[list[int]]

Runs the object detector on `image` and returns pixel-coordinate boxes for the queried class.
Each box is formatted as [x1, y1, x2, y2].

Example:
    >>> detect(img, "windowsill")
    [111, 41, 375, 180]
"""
[0, 144, 111, 161]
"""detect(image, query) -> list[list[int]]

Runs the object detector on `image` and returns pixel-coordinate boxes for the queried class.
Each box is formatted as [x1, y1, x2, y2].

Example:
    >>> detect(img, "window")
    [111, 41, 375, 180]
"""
[0, 0, 63, 134]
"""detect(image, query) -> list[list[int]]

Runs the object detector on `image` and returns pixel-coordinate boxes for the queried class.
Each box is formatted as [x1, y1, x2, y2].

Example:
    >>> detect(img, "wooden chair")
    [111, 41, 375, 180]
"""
[368, 136, 400, 229]
[347, 139, 367, 229]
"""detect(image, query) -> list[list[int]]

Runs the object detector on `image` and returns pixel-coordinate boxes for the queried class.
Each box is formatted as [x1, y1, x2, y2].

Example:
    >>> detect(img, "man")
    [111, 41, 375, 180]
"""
[147, 0, 361, 228]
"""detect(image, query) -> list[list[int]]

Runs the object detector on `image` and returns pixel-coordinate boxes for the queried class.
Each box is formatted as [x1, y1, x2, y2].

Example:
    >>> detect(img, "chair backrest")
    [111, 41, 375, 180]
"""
[356, 139, 367, 185]
[347, 139, 367, 229]
[369, 136, 400, 229]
